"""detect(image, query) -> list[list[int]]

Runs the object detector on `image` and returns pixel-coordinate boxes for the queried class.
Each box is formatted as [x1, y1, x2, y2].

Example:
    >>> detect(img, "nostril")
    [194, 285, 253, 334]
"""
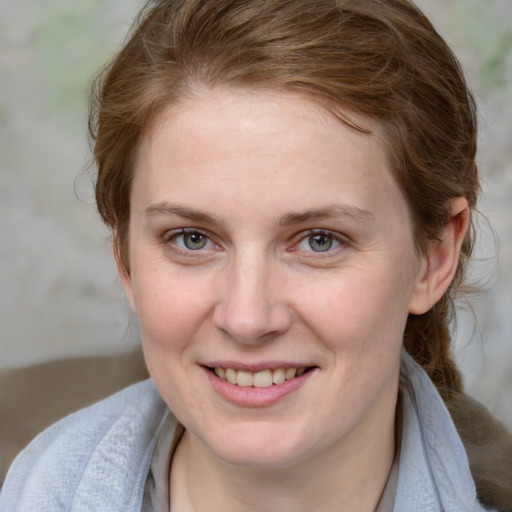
[212, 282, 292, 345]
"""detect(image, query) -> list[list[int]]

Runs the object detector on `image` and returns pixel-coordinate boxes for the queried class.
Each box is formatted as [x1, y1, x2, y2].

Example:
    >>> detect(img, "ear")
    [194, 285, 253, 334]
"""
[408, 197, 470, 315]
[114, 237, 136, 312]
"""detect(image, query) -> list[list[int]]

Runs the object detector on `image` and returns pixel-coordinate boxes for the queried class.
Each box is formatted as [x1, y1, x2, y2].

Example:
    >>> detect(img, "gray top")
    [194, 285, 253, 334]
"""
[143, 411, 399, 512]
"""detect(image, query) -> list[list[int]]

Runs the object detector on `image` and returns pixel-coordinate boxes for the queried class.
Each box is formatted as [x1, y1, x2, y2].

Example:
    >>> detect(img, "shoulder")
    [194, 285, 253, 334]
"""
[0, 379, 168, 512]
[446, 391, 512, 512]
[398, 351, 507, 511]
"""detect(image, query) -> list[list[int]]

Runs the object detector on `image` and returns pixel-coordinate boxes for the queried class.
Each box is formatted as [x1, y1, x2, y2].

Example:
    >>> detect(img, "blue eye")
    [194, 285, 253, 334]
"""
[297, 232, 341, 253]
[173, 231, 212, 251]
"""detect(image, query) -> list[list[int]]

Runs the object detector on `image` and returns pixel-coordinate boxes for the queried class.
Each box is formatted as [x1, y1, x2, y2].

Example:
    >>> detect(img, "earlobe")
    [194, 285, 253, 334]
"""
[113, 237, 136, 312]
[408, 197, 470, 315]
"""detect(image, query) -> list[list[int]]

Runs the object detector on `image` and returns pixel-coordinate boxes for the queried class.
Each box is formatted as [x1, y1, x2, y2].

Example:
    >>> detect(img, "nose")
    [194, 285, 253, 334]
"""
[213, 252, 292, 344]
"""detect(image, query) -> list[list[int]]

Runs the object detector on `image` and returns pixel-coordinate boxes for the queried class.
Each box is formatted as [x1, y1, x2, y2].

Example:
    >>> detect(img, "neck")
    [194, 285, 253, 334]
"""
[170, 390, 399, 512]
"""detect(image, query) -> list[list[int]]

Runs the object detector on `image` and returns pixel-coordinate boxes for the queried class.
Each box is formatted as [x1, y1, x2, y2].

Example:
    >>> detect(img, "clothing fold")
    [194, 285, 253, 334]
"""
[0, 351, 495, 511]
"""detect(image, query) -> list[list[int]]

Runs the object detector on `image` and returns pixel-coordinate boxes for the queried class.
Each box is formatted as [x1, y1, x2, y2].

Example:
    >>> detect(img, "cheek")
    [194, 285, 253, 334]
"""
[130, 265, 213, 349]
[297, 265, 414, 355]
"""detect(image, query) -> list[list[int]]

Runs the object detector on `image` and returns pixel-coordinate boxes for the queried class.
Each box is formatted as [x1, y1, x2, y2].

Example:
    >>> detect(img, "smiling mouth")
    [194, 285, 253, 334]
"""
[206, 366, 315, 388]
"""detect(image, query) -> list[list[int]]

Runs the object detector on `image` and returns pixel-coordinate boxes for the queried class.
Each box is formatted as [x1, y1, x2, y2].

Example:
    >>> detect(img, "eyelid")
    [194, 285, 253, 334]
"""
[160, 227, 351, 256]
[162, 228, 219, 253]
[162, 227, 198, 241]
[291, 229, 352, 253]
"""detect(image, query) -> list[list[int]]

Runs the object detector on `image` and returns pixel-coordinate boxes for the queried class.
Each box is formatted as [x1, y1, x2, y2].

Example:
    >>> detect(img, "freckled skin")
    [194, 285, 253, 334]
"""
[120, 87, 424, 477]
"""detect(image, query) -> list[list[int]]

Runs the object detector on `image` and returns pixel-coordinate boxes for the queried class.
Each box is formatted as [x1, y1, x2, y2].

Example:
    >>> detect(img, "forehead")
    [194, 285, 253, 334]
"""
[141, 87, 385, 163]
[132, 87, 409, 230]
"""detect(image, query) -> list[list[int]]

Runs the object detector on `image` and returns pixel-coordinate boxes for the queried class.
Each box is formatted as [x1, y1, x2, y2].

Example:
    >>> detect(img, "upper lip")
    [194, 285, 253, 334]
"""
[202, 361, 316, 372]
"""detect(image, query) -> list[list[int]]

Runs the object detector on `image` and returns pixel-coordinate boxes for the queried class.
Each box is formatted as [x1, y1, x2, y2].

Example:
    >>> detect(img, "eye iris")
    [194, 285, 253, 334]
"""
[308, 234, 333, 252]
[183, 232, 207, 250]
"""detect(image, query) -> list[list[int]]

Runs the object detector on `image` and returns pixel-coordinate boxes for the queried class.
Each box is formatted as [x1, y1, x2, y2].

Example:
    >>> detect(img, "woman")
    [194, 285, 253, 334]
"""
[1, 0, 510, 510]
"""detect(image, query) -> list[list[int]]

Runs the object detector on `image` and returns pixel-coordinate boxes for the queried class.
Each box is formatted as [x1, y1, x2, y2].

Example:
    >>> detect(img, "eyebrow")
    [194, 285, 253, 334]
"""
[278, 205, 376, 226]
[144, 202, 375, 226]
[145, 202, 221, 224]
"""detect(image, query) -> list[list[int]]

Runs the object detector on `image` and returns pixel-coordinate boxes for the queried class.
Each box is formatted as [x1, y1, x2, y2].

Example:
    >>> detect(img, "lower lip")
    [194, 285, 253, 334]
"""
[203, 367, 315, 407]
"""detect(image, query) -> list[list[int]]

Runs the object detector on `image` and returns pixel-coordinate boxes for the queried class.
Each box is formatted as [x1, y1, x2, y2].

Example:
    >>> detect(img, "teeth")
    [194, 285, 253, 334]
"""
[272, 368, 286, 385]
[213, 367, 308, 387]
[253, 370, 273, 388]
[225, 368, 237, 385]
[214, 367, 226, 380]
[285, 368, 296, 380]
[236, 370, 253, 387]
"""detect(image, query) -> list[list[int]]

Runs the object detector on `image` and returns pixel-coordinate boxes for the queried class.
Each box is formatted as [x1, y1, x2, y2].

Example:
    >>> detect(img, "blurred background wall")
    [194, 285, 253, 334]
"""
[1, 0, 511, 427]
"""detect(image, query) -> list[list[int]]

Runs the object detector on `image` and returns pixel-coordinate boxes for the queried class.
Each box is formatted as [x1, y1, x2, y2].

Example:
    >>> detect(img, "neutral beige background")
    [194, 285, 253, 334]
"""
[1, 0, 511, 427]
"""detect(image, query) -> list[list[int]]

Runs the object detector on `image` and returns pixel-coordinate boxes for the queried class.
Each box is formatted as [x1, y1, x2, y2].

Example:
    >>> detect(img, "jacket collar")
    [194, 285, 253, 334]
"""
[395, 351, 495, 511]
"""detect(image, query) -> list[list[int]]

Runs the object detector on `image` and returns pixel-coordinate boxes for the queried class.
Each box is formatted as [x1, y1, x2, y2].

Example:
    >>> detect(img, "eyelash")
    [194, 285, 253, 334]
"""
[291, 229, 350, 255]
[162, 229, 217, 254]
[162, 228, 350, 257]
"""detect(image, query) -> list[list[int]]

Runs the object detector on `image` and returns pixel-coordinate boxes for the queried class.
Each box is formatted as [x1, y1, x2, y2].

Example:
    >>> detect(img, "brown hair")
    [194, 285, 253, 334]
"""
[90, 0, 479, 397]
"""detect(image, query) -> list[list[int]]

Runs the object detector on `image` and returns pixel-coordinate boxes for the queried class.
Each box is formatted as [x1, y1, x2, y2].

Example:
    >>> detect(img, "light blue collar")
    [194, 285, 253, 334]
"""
[394, 350, 494, 511]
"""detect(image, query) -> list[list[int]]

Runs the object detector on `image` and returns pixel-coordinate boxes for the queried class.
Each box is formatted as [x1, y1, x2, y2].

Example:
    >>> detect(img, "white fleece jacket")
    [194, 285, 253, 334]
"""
[0, 352, 495, 511]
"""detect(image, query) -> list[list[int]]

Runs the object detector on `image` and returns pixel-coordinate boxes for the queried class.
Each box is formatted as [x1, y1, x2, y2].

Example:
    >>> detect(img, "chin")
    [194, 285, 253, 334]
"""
[217, 446, 306, 470]
[196, 422, 320, 469]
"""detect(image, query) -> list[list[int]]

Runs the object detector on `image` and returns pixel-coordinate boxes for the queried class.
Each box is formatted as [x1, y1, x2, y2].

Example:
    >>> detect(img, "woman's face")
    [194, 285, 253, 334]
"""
[121, 88, 425, 468]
